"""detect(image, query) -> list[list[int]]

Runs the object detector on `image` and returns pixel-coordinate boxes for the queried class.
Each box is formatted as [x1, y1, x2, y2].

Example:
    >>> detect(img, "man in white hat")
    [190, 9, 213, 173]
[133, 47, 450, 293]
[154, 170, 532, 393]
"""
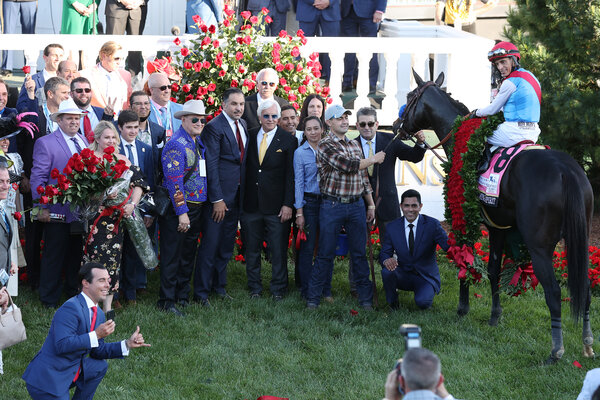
[30, 98, 88, 308]
[306, 104, 385, 310]
[157, 100, 208, 315]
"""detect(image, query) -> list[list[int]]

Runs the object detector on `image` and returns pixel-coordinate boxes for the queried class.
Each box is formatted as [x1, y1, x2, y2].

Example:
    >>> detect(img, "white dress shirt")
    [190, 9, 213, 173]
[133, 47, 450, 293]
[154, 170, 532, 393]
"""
[121, 137, 139, 166]
[81, 292, 129, 355]
[60, 129, 87, 155]
[404, 215, 420, 248]
[256, 127, 277, 152]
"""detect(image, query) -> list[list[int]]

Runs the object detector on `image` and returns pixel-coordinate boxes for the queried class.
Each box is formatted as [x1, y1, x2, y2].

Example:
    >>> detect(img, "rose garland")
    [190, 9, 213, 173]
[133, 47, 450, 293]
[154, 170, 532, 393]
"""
[442, 113, 504, 284]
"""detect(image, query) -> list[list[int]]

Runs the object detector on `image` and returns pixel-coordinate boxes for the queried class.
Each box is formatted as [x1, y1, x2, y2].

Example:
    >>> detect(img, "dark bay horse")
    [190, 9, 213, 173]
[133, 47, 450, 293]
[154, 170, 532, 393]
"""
[394, 71, 594, 363]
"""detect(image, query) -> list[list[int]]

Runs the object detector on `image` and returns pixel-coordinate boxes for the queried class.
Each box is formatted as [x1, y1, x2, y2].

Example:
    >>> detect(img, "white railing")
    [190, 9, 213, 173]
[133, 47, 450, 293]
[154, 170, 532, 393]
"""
[1, 21, 493, 126]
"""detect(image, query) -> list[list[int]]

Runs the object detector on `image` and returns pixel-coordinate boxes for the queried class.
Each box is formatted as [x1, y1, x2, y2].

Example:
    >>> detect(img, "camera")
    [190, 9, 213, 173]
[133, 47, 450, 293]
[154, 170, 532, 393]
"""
[399, 324, 421, 350]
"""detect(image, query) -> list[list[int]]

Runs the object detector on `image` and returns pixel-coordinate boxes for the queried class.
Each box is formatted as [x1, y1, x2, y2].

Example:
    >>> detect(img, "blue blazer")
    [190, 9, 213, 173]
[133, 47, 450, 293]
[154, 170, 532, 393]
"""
[296, 0, 340, 22]
[147, 101, 183, 135]
[341, 0, 387, 18]
[30, 129, 89, 223]
[16, 71, 45, 112]
[247, 0, 290, 12]
[22, 294, 124, 397]
[379, 215, 449, 293]
[201, 112, 248, 207]
[119, 139, 155, 190]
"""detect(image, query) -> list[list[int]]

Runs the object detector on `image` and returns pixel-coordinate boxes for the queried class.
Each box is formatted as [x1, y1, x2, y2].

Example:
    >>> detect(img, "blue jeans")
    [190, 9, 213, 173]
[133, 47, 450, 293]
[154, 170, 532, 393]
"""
[307, 198, 373, 306]
[297, 196, 331, 298]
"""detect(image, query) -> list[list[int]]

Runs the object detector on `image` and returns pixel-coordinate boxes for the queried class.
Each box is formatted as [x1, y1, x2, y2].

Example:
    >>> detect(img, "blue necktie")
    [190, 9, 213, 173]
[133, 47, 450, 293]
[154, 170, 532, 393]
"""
[71, 137, 83, 153]
[126, 144, 135, 165]
[1, 208, 10, 237]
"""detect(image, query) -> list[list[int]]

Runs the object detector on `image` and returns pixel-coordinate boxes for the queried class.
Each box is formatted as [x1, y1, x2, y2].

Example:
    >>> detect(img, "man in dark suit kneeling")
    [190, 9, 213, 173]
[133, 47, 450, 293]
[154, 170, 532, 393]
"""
[379, 189, 449, 310]
[23, 262, 150, 399]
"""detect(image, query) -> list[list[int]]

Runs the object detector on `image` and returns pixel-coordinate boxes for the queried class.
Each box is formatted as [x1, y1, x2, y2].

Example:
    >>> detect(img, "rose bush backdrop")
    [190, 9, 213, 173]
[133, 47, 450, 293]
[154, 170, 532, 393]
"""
[170, 5, 331, 116]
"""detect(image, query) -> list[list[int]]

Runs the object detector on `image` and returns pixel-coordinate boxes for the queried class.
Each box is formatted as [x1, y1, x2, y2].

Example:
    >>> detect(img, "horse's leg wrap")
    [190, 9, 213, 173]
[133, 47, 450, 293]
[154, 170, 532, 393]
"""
[457, 280, 470, 316]
[583, 310, 595, 357]
[549, 317, 564, 362]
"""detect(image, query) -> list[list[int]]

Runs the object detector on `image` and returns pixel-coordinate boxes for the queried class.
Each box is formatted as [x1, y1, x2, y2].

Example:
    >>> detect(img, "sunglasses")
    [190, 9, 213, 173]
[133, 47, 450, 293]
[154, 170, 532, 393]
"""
[153, 85, 170, 91]
[191, 117, 207, 124]
[260, 81, 277, 87]
[73, 88, 92, 94]
[358, 121, 376, 128]
[262, 114, 279, 120]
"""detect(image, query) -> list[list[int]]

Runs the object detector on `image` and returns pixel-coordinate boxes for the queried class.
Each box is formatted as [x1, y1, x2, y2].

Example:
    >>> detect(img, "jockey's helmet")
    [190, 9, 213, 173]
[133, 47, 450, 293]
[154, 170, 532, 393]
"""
[488, 41, 520, 64]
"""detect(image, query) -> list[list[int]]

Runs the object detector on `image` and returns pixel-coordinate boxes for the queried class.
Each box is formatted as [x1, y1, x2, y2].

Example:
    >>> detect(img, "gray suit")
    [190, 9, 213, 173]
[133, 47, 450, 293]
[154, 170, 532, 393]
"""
[0, 208, 12, 275]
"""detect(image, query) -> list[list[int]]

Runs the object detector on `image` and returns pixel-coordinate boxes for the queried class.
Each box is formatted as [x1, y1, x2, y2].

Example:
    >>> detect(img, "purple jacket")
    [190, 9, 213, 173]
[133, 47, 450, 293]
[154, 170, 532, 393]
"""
[30, 129, 89, 223]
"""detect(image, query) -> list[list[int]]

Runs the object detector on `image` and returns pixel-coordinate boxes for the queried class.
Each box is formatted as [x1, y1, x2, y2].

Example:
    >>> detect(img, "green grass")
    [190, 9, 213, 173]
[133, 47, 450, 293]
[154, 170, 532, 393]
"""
[0, 254, 596, 399]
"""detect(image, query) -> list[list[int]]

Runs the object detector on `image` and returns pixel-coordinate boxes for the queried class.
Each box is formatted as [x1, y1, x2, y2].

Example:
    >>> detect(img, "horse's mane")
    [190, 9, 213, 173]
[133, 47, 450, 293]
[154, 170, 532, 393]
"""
[440, 87, 470, 115]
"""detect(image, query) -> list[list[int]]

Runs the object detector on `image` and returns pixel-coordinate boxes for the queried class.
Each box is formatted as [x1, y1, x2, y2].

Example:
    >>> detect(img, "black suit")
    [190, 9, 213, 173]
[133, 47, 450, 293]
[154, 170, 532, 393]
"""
[355, 132, 426, 225]
[241, 93, 289, 132]
[242, 126, 297, 296]
[193, 113, 248, 300]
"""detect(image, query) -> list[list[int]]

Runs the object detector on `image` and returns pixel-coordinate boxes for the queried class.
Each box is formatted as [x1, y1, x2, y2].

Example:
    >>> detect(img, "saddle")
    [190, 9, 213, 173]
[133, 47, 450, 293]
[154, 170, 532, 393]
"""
[477, 141, 547, 207]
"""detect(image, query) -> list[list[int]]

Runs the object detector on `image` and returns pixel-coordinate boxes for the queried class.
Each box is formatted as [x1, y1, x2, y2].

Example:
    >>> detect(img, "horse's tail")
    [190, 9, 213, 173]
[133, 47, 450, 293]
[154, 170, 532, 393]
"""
[562, 169, 590, 322]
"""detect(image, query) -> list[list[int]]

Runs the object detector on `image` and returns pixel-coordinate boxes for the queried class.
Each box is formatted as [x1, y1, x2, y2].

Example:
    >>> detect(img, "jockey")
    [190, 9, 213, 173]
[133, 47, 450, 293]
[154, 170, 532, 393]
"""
[472, 41, 541, 149]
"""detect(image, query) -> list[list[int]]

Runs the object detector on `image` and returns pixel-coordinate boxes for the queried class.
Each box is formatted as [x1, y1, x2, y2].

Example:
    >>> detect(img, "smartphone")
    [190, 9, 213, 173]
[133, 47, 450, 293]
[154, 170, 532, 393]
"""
[106, 310, 115, 321]
[0, 269, 9, 287]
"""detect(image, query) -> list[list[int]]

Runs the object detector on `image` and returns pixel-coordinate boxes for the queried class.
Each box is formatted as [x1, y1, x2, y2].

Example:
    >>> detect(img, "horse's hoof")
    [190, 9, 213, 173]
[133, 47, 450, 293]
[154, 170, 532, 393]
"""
[488, 317, 499, 326]
[457, 306, 470, 317]
[583, 345, 595, 358]
[544, 356, 559, 365]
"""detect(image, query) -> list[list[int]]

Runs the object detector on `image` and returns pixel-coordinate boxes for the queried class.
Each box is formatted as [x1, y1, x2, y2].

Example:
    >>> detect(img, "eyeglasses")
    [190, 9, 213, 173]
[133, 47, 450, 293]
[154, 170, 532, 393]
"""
[132, 101, 150, 107]
[73, 88, 92, 94]
[260, 81, 277, 87]
[191, 117, 207, 124]
[358, 121, 376, 128]
[153, 85, 170, 91]
[262, 114, 279, 119]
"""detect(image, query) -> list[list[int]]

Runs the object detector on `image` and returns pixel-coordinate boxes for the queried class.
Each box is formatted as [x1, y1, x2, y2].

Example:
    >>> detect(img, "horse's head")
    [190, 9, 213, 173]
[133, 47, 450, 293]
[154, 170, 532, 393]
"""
[393, 70, 469, 151]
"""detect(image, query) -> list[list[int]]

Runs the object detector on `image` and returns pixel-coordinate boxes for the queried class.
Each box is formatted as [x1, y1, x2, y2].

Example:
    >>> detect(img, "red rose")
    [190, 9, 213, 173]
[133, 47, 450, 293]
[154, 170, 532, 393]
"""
[201, 36, 211, 46]
[13, 212, 22, 221]
[251, 72, 257, 80]
[297, 29, 305, 37]
[173, 37, 181, 46]
[104, 146, 115, 155]
[238, 65, 246, 74]
[292, 102, 299, 110]
[279, 78, 287, 85]
[215, 58, 222, 67]
[326, 97, 333, 104]
[240, 10, 251, 19]
[182, 84, 191, 93]
[310, 52, 319, 61]
[322, 87, 331, 96]
[285, 63, 294, 71]
[250, 16, 259, 25]
[50, 168, 60, 179]
[235, 52, 244, 61]
[183, 61, 193, 70]
[185, 94, 193, 101]
[246, 81, 256, 91]
[300, 37, 307, 45]
[80, 148, 93, 159]
[197, 86, 208, 96]
[223, 19, 231, 27]
[73, 161, 85, 172]
[103, 153, 113, 162]
[313, 69, 322, 78]
[193, 62, 203, 72]
[180, 47, 190, 57]
[278, 30, 287, 38]
[297, 64, 304, 72]
[242, 35, 252, 45]
[207, 83, 216, 92]
[291, 46, 300, 57]
[288, 93, 297, 102]
[230, 79, 239, 87]
[272, 56, 280, 64]
[59, 182, 70, 191]
[219, 70, 226, 77]
[261, 7, 269, 14]
[224, 5, 235, 16]
[101, 171, 108, 178]
[171, 83, 180, 92]
[298, 85, 307, 94]
[283, 85, 291, 92]
[200, 24, 208, 33]
[207, 96, 214, 105]
[63, 165, 72, 175]
[275, 63, 284, 72]
[203, 60, 210, 69]
[212, 40, 220, 48]
[192, 15, 201, 24]
[209, 25, 216, 33]
[22, 66, 31, 74]
[265, 16, 273, 24]
[40, 195, 49, 205]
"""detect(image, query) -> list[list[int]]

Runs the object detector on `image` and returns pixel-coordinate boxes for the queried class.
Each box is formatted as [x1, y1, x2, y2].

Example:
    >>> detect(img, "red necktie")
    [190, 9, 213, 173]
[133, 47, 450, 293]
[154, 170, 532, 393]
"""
[73, 306, 98, 382]
[235, 120, 244, 162]
[83, 113, 93, 144]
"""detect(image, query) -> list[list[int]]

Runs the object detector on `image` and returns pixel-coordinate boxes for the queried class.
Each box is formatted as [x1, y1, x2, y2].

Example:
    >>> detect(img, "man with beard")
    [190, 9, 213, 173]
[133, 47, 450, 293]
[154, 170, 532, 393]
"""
[129, 90, 166, 167]
[70, 77, 114, 143]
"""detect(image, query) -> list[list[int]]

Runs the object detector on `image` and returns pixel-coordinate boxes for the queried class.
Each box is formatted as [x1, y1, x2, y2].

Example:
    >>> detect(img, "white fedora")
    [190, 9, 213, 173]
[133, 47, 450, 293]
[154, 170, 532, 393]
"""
[50, 98, 87, 122]
[174, 100, 209, 119]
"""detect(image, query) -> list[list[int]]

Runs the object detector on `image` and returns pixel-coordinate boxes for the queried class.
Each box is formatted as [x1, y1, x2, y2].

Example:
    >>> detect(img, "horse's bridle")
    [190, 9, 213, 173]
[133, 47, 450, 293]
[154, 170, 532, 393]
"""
[396, 81, 453, 150]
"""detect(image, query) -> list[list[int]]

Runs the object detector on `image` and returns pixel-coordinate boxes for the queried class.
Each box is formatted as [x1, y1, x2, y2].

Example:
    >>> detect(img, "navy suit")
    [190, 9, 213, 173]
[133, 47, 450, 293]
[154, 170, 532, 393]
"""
[194, 113, 248, 300]
[296, 0, 341, 81]
[355, 132, 425, 224]
[340, 0, 387, 90]
[23, 294, 124, 399]
[146, 121, 166, 178]
[118, 139, 155, 301]
[379, 215, 449, 309]
[16, 71, 44, 112]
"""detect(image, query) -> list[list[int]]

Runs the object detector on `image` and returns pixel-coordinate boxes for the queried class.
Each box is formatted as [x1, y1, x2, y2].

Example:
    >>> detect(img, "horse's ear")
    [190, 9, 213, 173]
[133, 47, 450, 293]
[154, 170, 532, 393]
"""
[434, 72, 445, 87]
[412, 69, 425, 86]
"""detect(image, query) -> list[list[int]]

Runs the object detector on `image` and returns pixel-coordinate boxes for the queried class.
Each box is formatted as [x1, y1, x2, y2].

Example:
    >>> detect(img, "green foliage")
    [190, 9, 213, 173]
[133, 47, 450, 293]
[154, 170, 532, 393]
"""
[506, 0, 600, 207]
[1, 256, 596, 399]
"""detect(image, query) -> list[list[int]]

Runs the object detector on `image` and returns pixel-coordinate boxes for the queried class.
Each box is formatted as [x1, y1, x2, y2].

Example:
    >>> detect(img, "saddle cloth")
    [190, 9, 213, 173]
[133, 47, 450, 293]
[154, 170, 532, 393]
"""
[478, 142, 546, 207]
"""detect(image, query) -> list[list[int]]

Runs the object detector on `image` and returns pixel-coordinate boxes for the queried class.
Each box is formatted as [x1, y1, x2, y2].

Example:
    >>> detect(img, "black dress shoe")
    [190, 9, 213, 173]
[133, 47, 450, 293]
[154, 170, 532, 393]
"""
[177, 299, 189, 308]
[249, 293, 261, 299]
[218, 292, 234, 300]
[199, 298, 211, 308]
[272, 295, 284, 302]
[161, 305, 184, 317]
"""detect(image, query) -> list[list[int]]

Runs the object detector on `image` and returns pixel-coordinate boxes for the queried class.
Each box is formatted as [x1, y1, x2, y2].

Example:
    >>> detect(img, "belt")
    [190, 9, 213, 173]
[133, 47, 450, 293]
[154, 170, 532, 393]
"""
[321, 194, 361, 204]
[304, 192, 321, 199]
[187, 201, 204, 208]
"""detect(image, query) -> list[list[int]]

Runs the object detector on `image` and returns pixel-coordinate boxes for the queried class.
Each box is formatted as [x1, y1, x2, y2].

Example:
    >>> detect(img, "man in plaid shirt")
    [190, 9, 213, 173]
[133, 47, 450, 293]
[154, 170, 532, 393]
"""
[306, 104, 385, 309]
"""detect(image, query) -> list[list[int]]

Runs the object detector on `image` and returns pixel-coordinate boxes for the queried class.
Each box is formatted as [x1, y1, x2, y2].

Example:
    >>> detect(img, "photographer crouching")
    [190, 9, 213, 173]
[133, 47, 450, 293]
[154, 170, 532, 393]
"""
[383, 347, 457, 400]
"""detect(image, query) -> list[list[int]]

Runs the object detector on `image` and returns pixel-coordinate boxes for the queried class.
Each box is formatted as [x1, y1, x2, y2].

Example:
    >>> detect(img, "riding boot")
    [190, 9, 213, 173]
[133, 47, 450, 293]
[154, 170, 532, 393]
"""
[477, 143, 493, 173]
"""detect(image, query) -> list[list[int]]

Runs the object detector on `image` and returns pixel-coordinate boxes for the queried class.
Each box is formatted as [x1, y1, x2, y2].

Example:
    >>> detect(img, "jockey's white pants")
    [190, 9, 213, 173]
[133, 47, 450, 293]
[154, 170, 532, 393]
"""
[487, 121, 540, 148]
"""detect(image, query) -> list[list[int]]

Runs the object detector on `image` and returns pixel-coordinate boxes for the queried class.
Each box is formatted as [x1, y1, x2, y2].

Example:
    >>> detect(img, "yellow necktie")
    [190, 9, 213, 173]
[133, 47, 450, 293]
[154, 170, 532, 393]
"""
[258, 132, 268, 165]
[367, 140, 374, 176]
